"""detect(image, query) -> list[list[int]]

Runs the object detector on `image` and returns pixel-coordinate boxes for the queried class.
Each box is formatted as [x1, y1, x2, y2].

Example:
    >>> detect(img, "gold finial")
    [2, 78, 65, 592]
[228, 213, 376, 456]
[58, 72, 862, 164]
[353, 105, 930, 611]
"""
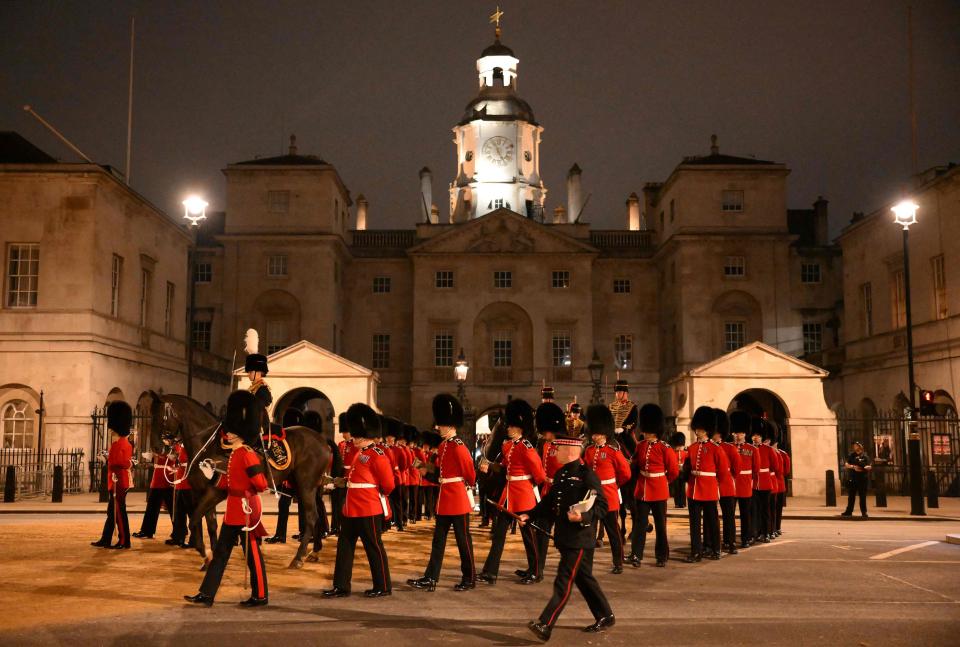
[490, 5, 504, 39]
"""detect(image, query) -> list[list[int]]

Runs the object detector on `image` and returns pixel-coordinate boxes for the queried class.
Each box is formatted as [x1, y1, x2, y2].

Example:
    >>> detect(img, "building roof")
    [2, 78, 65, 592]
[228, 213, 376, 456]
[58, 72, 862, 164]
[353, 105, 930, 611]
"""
[680, 152, 776, 166]
[460, 80, 536, 125]
[232, 153, 328, 166]
[480, 38, 515, 58]
[0, 132, 57, 163]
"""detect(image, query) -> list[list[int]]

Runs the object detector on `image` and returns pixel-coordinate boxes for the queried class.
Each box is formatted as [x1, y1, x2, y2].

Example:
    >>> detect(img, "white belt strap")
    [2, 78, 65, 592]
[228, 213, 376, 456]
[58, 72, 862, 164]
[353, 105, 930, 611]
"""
[439, 477, 464, 484]
[759, 468, 770, 473]
[599, 478, 617, 485]
[640, 471, 665, 478]
[347, 482, 377, 489]
[739, 470, 753, 475]
[545, 477, 554, 484]
[507, 475, 531, 481]
[692, 471, 716, 477]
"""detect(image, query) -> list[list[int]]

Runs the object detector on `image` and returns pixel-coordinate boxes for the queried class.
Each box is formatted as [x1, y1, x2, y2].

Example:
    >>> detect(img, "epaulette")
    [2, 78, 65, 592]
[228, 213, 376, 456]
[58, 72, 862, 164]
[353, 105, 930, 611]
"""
[521, 439, 534, 449]
[371, 445, 385, 456]
[451, 437, 464, 445]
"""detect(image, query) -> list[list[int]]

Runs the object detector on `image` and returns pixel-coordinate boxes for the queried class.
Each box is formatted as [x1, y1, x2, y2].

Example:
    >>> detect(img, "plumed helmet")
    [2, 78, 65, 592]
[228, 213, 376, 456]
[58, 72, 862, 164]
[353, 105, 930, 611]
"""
[504, 399, 535, 436]
[338, 412, 351, 436]
[690, 405, 717, 433]
[432, 393, 464, 428]
[713, 408, 730, 440]
[614, 379, 629, 393]
[729, 410, 752, 435]
[302, 410, 323, 433]
[243, 328, 269, 374]
[223, 390, 263, 446]
[670, 431, 687, 447]
[107, 400, 133, 437]
[638, 403, 664, 437]
[585, 404, 615, 439]
[345, 403, 381, 439]
[535, 402, 565, 435]
[540, 385, 555, 401]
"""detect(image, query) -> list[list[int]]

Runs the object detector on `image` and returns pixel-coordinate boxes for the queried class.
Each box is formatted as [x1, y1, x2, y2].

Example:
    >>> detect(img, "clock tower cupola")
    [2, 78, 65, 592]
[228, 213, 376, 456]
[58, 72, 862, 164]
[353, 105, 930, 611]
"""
[449, 8, 546, 221]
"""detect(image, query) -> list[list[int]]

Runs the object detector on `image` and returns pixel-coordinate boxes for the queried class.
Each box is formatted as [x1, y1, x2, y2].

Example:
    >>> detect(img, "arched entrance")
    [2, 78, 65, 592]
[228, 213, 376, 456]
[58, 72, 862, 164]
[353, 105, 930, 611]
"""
[273, 387, 334, 435]
[474, 405, 505, 461]
[728, 388, 790, 451]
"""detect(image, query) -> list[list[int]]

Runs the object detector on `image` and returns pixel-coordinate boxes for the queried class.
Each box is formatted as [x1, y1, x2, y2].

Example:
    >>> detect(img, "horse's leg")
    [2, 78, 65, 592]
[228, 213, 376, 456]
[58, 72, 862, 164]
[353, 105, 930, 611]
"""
[191, 486, 225, 569]
[291, 479, 318, 569]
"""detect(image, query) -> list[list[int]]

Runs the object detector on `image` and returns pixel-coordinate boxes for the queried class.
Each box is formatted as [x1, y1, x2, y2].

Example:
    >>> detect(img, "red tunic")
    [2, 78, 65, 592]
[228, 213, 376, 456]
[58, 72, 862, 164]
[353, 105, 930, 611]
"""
[340, 440, 358, 474]
[686, 440, 728, 502]
[436, 436, 476, 516]
[633, 439, 679, 502]
[584, 442, 631, 512]
[149, 449, 174, 489]
[777, 449, 791, 493]
[407, 446, 422, 486]
[754, 443, 775, 491]
[733, 441, 759, 498]
[218, 445, 268, 537]
[107, 437, 132, 492]
[540, 440, 562, 496]
[497, 438, 546, 513]
[718, 441, 740, 498]
[174, 443, 192, 490]
[769, 447, 785, 494]
[344, 444, 395, 518]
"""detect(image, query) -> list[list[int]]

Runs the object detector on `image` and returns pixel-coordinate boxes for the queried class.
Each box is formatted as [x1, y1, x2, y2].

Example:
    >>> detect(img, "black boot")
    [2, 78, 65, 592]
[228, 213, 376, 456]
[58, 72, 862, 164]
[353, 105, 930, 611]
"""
[528, 621, 552, 642]
[239, 596, 268, 607]
[584, 615, 616, 633]
[453, 579, 475, 592]
[407, 576, 437, 591]
[184, 593, 214, 607]
[322, 587, 350, 598]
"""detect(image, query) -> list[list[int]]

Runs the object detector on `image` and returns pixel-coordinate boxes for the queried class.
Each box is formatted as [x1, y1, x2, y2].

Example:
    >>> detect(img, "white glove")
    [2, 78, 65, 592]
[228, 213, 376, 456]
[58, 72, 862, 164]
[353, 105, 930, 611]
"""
[141, 451, 154, 461]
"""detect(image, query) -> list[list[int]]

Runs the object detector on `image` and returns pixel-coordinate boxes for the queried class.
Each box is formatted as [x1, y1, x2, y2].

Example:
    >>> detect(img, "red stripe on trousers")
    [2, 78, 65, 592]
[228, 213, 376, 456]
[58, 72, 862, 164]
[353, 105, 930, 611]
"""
[461, 515, 475, 580]
[547, 549, 583, 627]
[249, 534, 265, 598]
[371, 517, 387, 589]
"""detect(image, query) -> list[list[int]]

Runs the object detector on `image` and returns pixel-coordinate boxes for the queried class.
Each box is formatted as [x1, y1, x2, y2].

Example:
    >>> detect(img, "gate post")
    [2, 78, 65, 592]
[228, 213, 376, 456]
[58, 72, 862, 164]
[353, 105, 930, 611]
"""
[874, 466, 887, 507]
[3, 465, 15, 502]
[825, 469, 836, 507]
[926, 470, 939, 509]
[52, 465, 64, 503]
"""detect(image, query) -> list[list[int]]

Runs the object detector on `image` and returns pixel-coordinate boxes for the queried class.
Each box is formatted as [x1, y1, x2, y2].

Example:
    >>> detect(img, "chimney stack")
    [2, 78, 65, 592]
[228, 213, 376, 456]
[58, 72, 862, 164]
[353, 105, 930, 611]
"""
[355, 194, 368, 230]
[289, 134, 298, 156]
[431, 204, 440, 223]
[627, 192, 641, 231]
[566, 163, 582, 222]
[419, 167, 434, 223]
[710, 134, 719, 156]
[553, 205, 567, 224]
[813, 196, 829, 245]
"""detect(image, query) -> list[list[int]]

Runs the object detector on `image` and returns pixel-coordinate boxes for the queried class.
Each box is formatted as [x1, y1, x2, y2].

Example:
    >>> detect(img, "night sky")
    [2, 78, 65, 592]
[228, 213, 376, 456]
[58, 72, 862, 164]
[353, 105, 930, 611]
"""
[2, 1, 958, 238]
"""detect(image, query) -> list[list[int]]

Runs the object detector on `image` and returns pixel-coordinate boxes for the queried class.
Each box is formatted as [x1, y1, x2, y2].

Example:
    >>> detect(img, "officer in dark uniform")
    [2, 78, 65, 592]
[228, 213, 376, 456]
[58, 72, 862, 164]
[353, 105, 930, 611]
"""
[244, 328, 273, 411]
[523, 404, 615, 642]
[842, 441, 873, 518]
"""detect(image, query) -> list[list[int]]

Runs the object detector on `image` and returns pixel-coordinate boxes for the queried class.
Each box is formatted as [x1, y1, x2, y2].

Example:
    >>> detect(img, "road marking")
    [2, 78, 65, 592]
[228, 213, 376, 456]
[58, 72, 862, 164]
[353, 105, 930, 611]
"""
[755, 558, 960, 564]
[879, 572, 957, 602]
[750, 539, 797, 549]
[869, 540, 939, 560]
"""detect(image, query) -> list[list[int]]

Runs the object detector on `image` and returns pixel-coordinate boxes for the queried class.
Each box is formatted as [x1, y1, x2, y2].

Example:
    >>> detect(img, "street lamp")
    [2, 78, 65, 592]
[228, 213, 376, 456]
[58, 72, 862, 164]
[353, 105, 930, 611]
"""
[588, 349, 604, 404]
[891, 198, 925, 516]
[455, 348, 469, 404]
[182, 195, 208, 398]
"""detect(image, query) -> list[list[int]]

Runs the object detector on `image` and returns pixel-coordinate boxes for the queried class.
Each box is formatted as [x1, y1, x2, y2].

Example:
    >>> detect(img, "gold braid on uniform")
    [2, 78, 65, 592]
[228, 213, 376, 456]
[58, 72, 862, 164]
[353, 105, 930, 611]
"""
[609, 399, 635, 429]
[566, 416, 584, 436]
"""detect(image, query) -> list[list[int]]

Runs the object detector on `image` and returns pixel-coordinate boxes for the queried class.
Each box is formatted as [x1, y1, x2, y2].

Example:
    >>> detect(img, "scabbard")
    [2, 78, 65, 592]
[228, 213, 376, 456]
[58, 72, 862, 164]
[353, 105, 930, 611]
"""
[484, 497, 554, 540]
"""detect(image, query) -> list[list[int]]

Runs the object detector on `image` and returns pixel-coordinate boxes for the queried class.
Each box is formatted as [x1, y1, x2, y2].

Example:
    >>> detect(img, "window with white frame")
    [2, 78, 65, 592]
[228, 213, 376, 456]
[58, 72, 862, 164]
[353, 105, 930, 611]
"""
[551, 270, 570, 289]
[267, 255, 288, 277]
[194, 262, 212, 284]
[724, 256, 745, 278]
[110, 254, 123, 316]
[801, 262, 822, 284]
[372, 334, 390, 369]
[373, 276, 391, 293]
[721, 190, 744, 212]
[434, 331, 454, 367]
[435, 270, 454, 289]
[6, 243, 39, 308]
[932, 255, 947, 320]
[802, 322, 823, 354]
[861, 282, 873, 336]
[493, 332, 512, 368]
[164, 282, 175, 336]
[613, 278, 631, 294]
[268, 190, 290, 214]
[191, 320, 211, 351]
[614, 334, 633, 370]
[139, 268, 152, 327]
[493, 270, 512, 289]
[724, 321, 745, 352]
[1, 399, 34, 449]
[551, 333, 572, 367]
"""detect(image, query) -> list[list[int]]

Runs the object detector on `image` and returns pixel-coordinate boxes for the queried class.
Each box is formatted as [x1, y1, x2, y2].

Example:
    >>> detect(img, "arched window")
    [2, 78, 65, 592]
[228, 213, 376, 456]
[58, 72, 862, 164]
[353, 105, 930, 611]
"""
[2, 399, 35, 449]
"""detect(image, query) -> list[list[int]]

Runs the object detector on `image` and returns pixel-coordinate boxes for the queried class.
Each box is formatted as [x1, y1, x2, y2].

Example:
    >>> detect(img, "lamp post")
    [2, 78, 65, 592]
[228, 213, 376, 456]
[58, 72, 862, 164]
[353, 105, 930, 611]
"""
[182, 195, 208, 398]
[588, 350, 604, 404]
[455, 347, 469, 405]
[892, 199, 925, 516]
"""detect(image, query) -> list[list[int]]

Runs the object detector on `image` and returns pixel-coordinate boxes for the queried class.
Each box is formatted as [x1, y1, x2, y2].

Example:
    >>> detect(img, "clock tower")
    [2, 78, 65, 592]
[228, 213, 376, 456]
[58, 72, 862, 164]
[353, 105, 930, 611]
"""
[449, 17, 546, 221]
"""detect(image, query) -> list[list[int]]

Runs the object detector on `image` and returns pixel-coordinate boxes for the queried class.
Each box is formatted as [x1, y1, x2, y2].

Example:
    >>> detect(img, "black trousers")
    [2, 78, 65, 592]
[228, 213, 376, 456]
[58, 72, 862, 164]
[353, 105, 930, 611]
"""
[538, 547, 612, 628]
[632, 499, 668, 562]
[737, 496, 753, 546]
[752, 490, 771, 539]
[845, 478, 868, 515]
[424, 513, 475, 582]
[98, 489, 130, 547]
[775, 492, 785, 531]
[274, 490, 295, 540]
[171, 489, 196, 545]
[689, 499, 719, 556]
[535, 516, 555, 575]
[138, 486, 173, 536]
[331, 488, 343, 533]
[389, 485, 405, 529]
[482, 507, 540, 578]
[199, 523, 268, 600]
[332, 514, 391, 592]
[720, 496, 738, 547]
[297, 489, 329, 551]
[672, 476, 687, 508]
[597, 510, 624, 567]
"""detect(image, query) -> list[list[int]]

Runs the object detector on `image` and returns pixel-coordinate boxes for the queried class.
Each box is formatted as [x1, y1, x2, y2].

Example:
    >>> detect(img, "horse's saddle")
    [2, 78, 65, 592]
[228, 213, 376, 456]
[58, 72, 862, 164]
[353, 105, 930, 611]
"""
[262, 423, 292, 471]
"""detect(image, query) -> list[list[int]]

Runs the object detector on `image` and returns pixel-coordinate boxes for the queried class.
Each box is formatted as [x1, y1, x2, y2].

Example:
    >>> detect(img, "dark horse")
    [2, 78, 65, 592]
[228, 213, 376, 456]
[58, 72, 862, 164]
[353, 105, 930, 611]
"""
[147, 391, 338, 569]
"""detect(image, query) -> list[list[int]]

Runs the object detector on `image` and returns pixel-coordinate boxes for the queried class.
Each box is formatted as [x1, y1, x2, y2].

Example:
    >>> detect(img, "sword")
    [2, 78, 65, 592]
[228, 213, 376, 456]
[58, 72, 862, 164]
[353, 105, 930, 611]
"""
[485, 498, 554, 540]
[198, 459, 294, 498]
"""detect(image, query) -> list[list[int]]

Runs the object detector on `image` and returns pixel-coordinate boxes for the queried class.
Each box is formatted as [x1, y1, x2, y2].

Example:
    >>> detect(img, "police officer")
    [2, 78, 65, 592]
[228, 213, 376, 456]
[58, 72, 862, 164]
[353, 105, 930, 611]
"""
[523, 404, 615, 642]
[842, 441, 872, 518]
[91, 400, 134, 549]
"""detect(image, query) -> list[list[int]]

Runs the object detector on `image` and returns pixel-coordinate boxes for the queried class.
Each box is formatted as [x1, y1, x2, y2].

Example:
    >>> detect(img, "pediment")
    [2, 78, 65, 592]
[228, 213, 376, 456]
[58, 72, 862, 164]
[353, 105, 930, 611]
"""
[689, 341, 828, 378]
[408, 209, 597, 255]
[232, 340, 374, 377]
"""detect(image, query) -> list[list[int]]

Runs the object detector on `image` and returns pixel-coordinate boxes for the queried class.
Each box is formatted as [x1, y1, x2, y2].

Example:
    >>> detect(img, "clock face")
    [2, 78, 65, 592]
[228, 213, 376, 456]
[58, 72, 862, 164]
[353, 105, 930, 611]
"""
[482, 136, 514, 167]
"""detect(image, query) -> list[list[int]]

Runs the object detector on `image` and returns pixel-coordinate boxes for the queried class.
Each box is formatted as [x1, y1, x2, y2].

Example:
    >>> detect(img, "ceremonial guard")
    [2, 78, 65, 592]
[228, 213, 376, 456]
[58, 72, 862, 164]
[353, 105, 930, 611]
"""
[332, 412, 356, 535]
[244, 328, 273, 411]
[533, 401, 566, 579]
[324, 403, 394, 598]
[133, 431, 175, 540]
[730, 411, 758, 548]
[583, 406, 631, 574]
[383, 417, 407, 531]
[478, 398, 546, 585]
[683, 406, 728, 562]
[629, 403, 678, 567]
[670, 432, 688, 509]
[185, 390, 269, 607]
[168, 439, 196, 548]
[565, 402, 584, 437]
[403, 424, 422, 523]
[91, 400, 134, 549]
[607, 379, 638, 542]
[774, 433, 791, 535]
[540, 385, 555, 404]
[750, 418, 774, 543]
[524, 404, 615, 642]
[712, 408, 740, 554]
[408, 394, 477, 592]
[766, 422, 785, 537]
[419, 430, 441, 519]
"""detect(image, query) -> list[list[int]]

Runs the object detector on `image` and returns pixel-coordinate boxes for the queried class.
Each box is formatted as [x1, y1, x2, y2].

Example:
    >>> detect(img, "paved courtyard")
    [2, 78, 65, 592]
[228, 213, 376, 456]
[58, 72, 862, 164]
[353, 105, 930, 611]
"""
[1, 499, 959, 646]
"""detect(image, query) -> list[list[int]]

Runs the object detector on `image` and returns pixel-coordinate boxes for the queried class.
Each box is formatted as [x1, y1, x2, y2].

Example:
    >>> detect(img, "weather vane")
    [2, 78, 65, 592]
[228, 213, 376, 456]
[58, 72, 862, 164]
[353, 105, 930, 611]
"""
[490, 5, 504, 39]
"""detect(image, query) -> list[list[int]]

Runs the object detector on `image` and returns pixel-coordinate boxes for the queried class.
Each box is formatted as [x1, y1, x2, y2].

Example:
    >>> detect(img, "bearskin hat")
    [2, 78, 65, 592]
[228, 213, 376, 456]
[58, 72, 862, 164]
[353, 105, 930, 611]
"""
[638, 403, 664, 438]
[223, 390, 263, 446]
[504, 399, 535, 436]
[403, 423, 420, 445]
[382, 416, 403, 440]
[729, 410, 752, 435]
[432, 393, 464, 428]
[585, 404, 615, 439]
[106, 400, 133, 437]
[535, 402, 565, 435]
[750, 417, 766, 441]
[345, 403, 381, 439]
[766, 420, 781, 445]
[690, 405, 717, 434]
[670, 431, 687, 447]
[421, 429, 443, 449]
[713, 408, 730, 440]
[338, 412, 350, 436]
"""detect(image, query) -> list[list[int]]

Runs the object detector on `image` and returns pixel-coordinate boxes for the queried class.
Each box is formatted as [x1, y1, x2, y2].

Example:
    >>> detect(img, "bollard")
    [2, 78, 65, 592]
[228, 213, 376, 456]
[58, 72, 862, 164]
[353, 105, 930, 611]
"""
[3, 465, 15, 502]
[874, 467, 887, 508]
[825, 469, 836, 507]
[52, 465, 64, 503]
[926, 470, 940, 509]
[98, 464, 109, 503]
